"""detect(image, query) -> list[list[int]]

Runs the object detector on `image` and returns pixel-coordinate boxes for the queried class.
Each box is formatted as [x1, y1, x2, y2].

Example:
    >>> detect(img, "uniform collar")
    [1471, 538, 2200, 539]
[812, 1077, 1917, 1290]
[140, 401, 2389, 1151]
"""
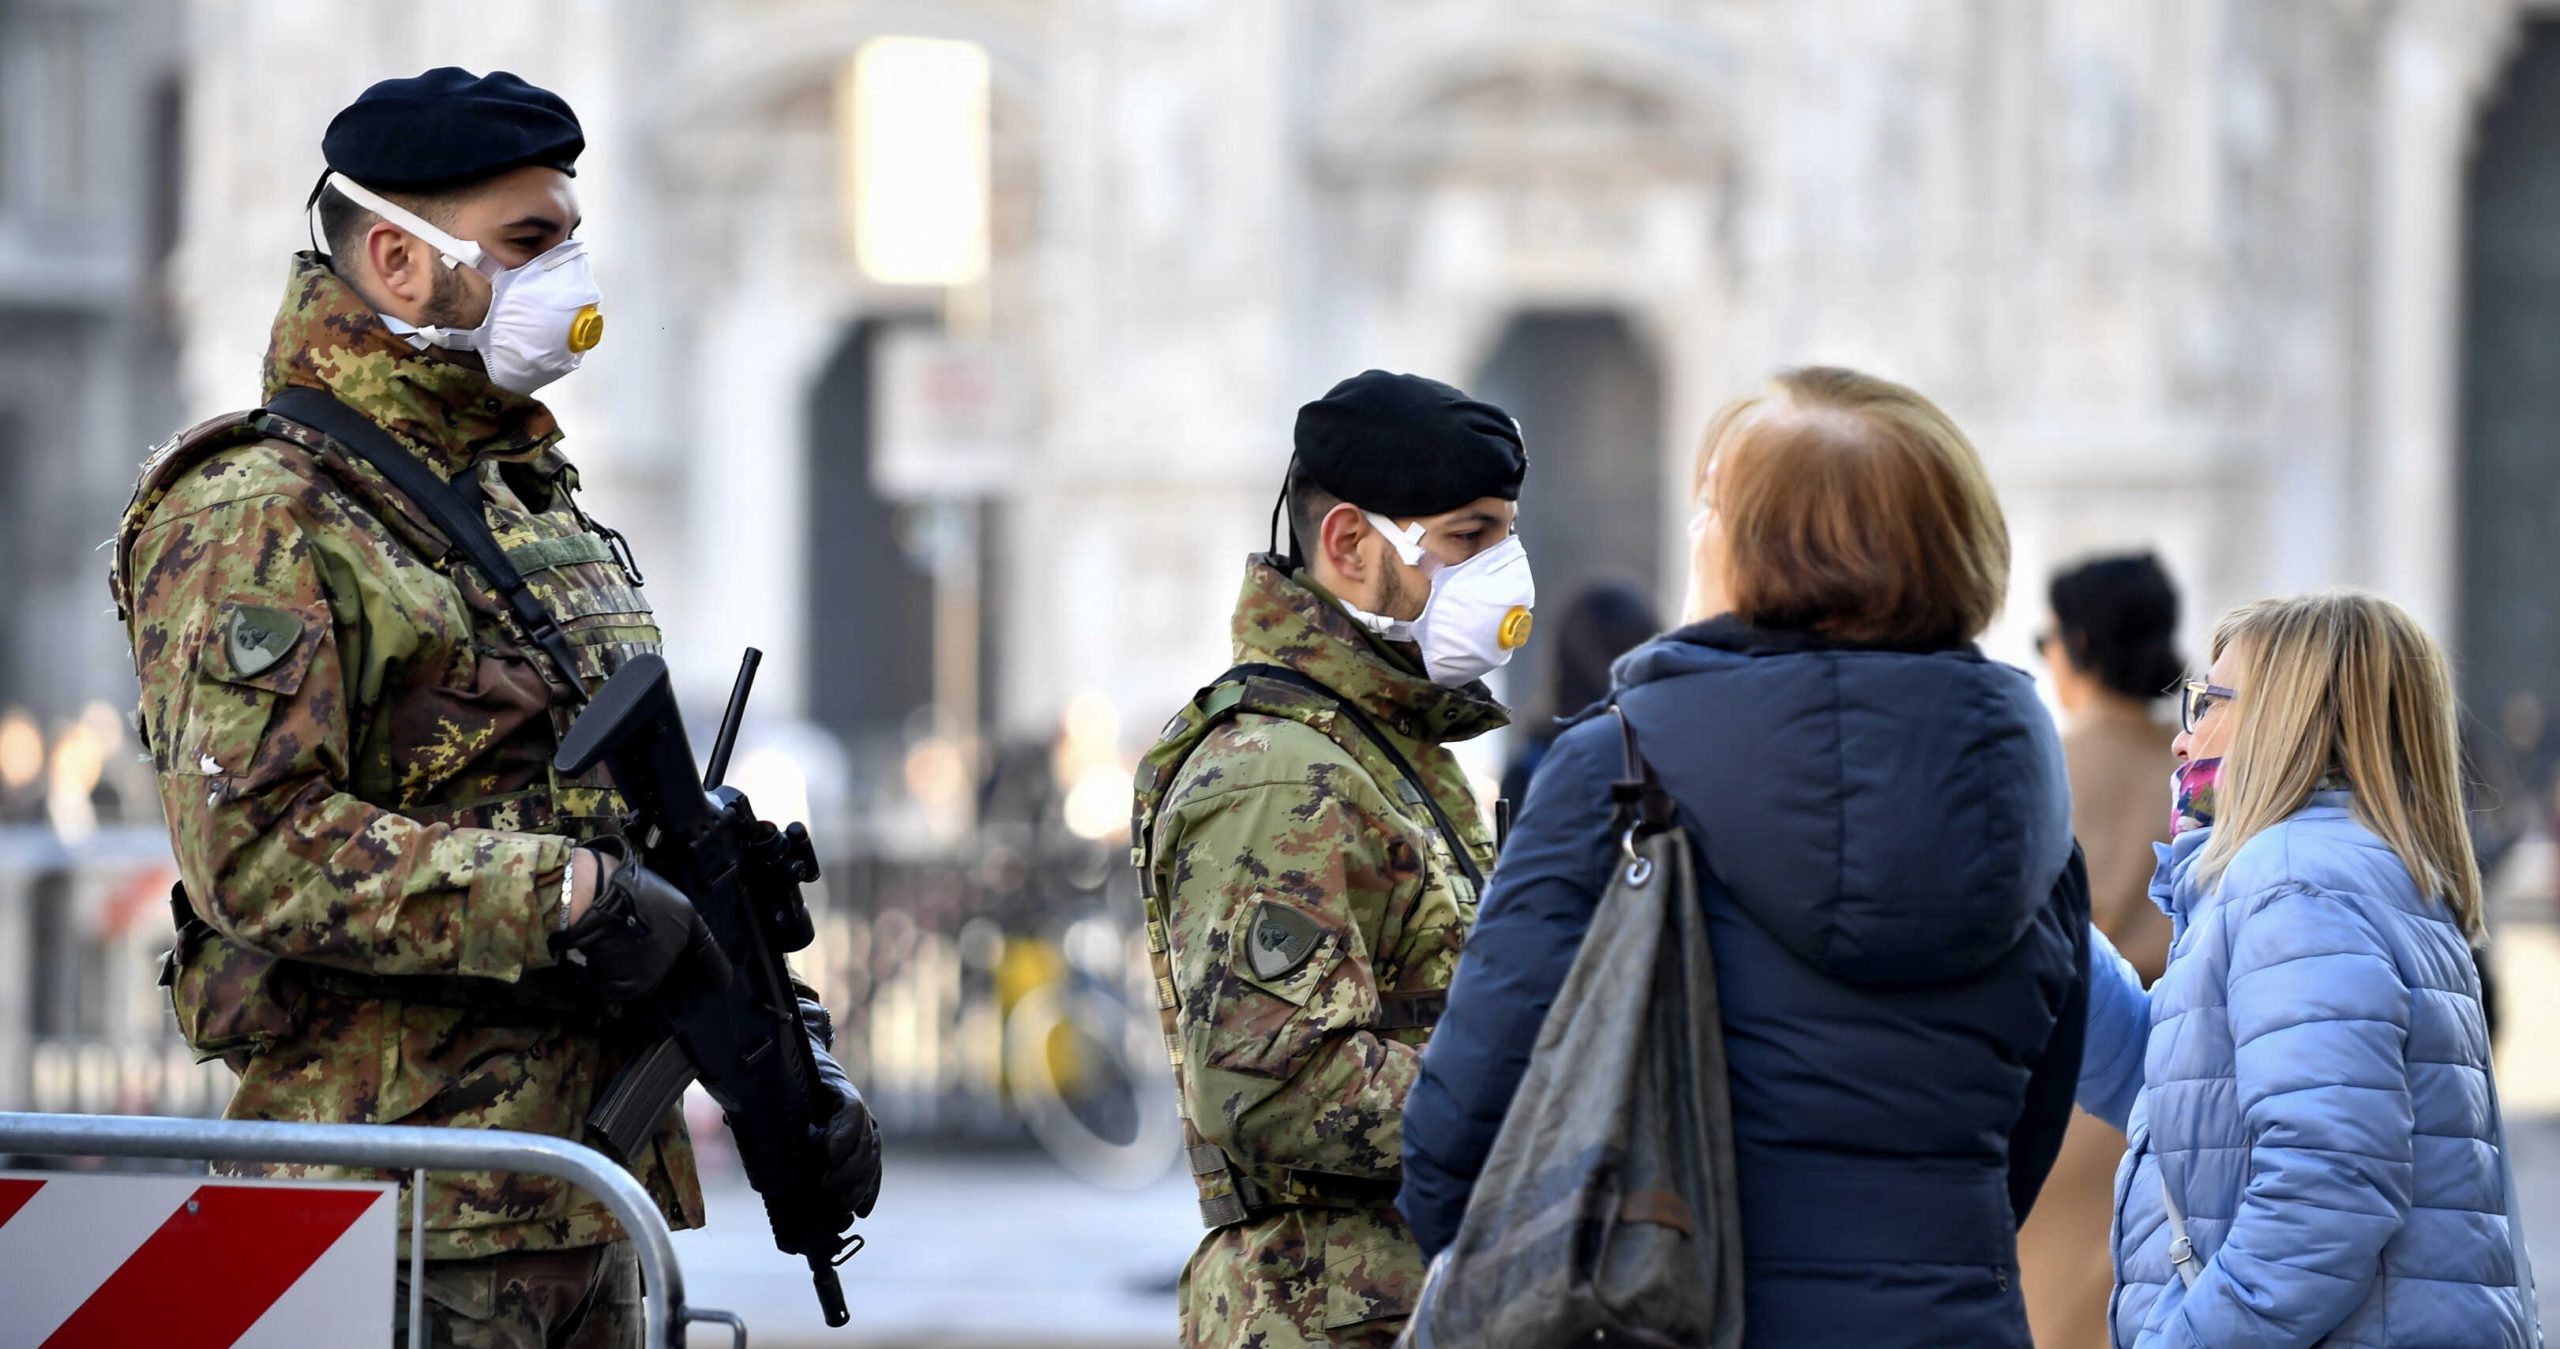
[1228, 554, 1510, 745]
[259, 251, 563, 483]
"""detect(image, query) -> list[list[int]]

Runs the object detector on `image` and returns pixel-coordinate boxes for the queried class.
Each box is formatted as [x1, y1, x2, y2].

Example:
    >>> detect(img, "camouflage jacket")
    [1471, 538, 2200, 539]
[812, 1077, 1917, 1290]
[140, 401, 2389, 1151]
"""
[1135, 556, 1505, 1344]
[109, 253, 698, 1258]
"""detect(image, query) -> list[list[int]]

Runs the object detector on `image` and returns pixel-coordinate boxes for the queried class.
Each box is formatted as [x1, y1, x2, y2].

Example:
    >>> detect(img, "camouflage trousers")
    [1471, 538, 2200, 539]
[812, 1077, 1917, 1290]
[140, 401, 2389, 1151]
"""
[1179, 1206, 1423, 1348]
[395, 1240, 641, 1349]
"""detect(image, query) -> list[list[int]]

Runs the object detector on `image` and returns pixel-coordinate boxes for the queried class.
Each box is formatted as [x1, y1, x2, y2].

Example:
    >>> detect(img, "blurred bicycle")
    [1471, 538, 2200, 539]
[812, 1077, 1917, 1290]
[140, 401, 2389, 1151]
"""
[1002, 912, 1183, 1189]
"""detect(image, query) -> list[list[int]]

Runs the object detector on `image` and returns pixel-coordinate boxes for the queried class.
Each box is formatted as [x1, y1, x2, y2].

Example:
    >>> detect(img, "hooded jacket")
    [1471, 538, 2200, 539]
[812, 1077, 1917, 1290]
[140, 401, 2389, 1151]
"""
[2082, 797, 2534, 1347]
[1400, 618, 2088, 1345]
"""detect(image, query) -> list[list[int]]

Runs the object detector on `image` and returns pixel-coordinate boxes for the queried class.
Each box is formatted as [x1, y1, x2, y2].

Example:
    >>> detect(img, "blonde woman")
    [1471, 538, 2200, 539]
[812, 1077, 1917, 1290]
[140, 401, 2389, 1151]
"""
[2078, 592, 2538, 1347]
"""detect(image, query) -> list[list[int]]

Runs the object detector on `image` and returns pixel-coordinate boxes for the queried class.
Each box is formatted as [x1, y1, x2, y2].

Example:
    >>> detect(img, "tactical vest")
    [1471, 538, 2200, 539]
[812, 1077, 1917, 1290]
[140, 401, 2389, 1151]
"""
[1131, 663, 1490, 1230]
[112, 406, 655, 1056]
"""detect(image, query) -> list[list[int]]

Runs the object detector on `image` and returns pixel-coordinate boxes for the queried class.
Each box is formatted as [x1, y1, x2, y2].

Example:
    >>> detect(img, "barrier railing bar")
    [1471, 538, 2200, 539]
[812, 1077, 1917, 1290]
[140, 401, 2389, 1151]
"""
[0, 1112, 729, 1348]
[410, 1165, 427, 1343]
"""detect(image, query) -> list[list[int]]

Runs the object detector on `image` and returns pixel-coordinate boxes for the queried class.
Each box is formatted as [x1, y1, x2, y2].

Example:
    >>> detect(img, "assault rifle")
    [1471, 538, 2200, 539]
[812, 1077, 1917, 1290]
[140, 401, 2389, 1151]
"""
[555, 648, 859, 1326]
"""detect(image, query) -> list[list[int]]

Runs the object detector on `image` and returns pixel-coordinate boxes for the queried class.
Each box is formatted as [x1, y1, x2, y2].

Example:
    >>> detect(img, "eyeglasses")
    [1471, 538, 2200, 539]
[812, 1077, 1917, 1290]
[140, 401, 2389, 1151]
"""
[2180, 679, 2237, 733]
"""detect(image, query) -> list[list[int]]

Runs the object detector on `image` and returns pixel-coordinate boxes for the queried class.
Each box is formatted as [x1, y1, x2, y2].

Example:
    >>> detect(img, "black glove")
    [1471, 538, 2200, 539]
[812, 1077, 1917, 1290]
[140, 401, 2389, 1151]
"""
[550, 840, 733, 1003]
[799, 996, 883, 1223]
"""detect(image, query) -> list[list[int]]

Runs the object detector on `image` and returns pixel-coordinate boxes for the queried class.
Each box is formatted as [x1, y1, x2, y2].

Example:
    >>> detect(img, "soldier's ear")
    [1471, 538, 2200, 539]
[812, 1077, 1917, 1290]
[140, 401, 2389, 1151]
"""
[366, 221, 433, 306]
[1317, 502, 1372, 582]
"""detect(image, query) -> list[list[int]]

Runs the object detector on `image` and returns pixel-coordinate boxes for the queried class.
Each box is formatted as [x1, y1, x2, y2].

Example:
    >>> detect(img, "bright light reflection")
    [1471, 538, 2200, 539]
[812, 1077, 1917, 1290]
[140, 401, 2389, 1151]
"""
[0, 709, 40, 791]
[1063, 768, 1127, 842]
[47, 722, 103, 845]
[79, 700, 127, 749]
[731, 746, 814, 835]
[841, 36, 992, 287]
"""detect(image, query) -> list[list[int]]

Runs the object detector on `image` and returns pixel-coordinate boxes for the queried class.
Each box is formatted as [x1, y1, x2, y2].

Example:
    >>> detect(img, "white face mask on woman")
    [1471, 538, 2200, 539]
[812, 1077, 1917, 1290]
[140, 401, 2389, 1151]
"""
[325, 174, 604, 395]
[1340, 511, 1537, 688]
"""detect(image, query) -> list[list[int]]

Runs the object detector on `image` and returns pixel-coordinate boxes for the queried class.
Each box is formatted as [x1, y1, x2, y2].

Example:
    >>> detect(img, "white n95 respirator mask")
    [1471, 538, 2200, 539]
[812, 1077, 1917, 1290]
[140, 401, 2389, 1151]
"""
[324, 174, 604, 395]
[1340, 512, 1537, 688]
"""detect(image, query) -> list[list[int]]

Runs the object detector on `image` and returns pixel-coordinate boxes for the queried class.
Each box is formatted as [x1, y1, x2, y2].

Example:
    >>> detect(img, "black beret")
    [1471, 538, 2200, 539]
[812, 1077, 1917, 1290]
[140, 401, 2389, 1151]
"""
[323, 68, 583, 191]
[1292, 370, 1528, 519]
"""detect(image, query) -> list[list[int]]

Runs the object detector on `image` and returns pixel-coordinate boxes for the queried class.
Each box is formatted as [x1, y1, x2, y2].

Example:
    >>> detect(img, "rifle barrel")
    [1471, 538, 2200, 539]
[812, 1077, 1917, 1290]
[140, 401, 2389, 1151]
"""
[704, 647, 762, 790]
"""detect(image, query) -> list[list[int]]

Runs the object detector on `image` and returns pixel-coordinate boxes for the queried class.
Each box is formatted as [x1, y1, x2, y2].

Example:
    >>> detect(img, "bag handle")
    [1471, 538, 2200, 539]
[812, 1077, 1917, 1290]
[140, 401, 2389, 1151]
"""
[1597, 701, 1679, 860]
[2158, 1169, 2203, 1290]
[1606, 701, 1679, 878]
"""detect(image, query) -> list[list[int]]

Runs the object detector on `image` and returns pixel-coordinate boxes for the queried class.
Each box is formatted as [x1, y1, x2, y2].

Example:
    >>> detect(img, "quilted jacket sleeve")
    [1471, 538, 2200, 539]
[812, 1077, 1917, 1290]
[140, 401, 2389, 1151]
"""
[2079, 922, 2151, 1132]
[1399, 719, 1617, 1257]
[2159, 882, 2416, 1348]
[2006, 848, 2091, 1223]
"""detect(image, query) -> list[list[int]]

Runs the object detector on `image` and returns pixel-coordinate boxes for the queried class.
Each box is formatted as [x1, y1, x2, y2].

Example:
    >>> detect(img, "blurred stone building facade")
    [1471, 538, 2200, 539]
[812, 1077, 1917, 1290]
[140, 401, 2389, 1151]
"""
[11, 0, 2557, 801]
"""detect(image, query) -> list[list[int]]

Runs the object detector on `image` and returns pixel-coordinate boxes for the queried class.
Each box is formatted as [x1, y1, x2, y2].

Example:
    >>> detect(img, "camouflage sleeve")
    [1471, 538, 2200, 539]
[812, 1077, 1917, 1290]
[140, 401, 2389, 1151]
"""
[1164, 780, 1414, 1180]
[128, 490, 569, 980]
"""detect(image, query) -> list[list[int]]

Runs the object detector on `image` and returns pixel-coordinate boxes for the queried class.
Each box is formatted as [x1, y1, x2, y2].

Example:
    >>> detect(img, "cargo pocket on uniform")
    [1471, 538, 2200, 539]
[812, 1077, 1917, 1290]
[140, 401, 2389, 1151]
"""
[1231, 897, 1339, 1007]
[175, 597, 326, 780]
[161, 905, 308, 1067]
[1201, 898, 1348, 1081]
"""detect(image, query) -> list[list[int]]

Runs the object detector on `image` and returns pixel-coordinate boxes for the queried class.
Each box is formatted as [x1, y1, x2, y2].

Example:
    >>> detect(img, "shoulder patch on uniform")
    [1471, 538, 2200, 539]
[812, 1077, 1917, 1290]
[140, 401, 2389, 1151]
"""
[225, 604, 305, 679]
[1246, 900, 1324, 981]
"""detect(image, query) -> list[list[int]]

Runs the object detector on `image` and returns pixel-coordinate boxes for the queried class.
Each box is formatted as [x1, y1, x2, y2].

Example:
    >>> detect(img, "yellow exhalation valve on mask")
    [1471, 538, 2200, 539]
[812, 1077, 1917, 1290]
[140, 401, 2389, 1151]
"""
[568, 305, 605, 353]
[1498, 606, 1534, 651]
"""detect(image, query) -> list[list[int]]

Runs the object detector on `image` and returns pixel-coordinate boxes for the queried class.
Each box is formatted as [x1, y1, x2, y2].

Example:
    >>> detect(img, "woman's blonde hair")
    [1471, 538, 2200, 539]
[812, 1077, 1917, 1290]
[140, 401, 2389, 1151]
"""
[2197, 590, 2485, 940]
[1690, 366, 2009, 646]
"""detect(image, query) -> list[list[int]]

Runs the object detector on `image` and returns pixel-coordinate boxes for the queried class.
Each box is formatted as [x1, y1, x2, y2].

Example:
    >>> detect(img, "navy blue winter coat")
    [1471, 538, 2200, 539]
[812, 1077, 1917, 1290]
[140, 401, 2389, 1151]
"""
[1400, 619, 2090, 1346]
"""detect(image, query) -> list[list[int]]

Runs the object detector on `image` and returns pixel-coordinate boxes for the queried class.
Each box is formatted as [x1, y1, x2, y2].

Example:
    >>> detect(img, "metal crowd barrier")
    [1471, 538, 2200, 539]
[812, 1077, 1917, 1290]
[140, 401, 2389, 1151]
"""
[0, 1111, 744, 1348]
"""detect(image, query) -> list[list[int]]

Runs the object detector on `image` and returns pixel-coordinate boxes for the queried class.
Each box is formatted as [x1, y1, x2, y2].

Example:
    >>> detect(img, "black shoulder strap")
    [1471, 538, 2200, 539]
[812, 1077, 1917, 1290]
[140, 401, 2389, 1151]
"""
[264, 386, 588, 699]
[1224, 662, 1486, 893]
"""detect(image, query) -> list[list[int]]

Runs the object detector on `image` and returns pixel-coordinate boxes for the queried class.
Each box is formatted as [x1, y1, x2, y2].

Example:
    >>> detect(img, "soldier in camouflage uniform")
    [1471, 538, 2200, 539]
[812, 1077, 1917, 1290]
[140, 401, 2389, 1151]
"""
[1133, 371, 1536, 1346]
[110, 70, 878, 1348]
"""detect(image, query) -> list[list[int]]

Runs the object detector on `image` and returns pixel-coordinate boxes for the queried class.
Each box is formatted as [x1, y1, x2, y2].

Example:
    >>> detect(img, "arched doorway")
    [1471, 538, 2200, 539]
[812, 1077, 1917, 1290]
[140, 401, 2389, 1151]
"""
[1470, 310, 1667, 719]
[2458, 18, 2560, 789]
[804, 319, 939, 752]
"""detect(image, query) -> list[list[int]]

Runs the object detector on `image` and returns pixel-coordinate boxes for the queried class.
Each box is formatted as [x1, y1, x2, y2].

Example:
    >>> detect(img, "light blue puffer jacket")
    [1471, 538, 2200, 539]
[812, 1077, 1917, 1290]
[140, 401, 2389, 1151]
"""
[2080, 792, 2538, 1348]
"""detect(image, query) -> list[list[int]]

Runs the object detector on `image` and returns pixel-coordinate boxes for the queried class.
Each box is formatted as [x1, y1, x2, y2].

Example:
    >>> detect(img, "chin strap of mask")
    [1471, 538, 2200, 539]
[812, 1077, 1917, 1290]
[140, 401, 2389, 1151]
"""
[321, 172, 487, 271]
[303, 171, 332, 258]
[314, 173, 497, 353]
[1270, 449, 1303, 569]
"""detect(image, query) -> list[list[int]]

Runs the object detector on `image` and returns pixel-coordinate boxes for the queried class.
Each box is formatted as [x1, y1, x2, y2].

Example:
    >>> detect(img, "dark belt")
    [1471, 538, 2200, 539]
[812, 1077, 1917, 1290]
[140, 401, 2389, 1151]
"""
[301, 962, 607, 1027]
[1189, 1144, 1402, 1229]
[1378, 990, 1446, 1031]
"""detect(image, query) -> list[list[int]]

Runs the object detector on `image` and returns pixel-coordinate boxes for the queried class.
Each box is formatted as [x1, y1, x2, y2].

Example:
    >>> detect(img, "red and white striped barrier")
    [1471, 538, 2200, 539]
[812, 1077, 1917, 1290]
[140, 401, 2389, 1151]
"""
[0, 1171, 394, 1348]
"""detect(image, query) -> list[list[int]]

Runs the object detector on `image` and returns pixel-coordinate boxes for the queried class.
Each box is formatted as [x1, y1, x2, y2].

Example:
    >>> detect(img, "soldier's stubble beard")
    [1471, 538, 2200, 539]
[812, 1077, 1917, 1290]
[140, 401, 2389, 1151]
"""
[420, 260, 479, 330]
[420, 263, 493, 377]
[1376, 549, 1426, 625]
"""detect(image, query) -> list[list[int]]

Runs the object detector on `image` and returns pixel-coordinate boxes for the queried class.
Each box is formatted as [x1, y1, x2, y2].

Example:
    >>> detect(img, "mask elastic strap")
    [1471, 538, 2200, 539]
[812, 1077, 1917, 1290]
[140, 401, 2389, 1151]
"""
[1337, 597, 1410, 638]
[302, 171, 331, 257]
[1270, 452, 1298, 566]
[321, 173, 487, 272]
[1362, 511, 1429, 568]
